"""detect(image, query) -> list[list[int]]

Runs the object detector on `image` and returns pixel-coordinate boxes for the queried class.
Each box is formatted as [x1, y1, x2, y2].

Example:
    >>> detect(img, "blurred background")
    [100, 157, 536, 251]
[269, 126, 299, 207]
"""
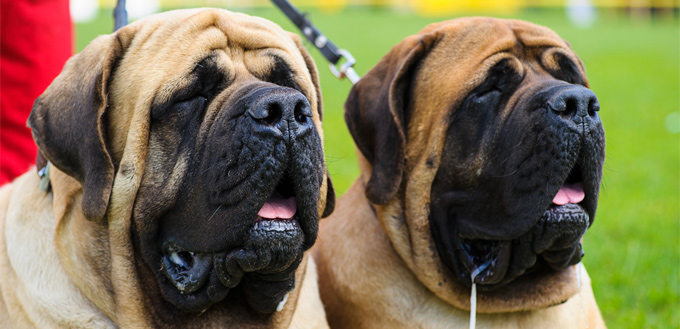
[72, 1, 678, 327]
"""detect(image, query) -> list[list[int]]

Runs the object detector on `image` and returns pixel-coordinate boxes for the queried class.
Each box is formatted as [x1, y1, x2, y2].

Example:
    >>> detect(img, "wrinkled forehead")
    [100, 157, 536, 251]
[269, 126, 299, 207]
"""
[113, 8, 313, 101]
[414, 17, 582, 111]
[420, 17, 570, 52]
[127, 8, 299, 55]
[417, 18, 576, 85]
[106, 9, 318, 161]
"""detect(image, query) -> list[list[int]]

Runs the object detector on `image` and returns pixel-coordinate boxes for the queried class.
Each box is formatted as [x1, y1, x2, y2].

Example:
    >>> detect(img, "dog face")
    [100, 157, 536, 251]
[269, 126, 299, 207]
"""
[428, 41, 603, 290]
[29, 8, 334, 318]
[345, 18, 603, 308]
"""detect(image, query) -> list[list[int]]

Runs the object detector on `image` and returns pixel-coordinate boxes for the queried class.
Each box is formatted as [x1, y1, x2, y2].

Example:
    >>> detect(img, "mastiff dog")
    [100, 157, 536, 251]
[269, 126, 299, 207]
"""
[0, 8, 334, 329]
[314, 18, 606, 328]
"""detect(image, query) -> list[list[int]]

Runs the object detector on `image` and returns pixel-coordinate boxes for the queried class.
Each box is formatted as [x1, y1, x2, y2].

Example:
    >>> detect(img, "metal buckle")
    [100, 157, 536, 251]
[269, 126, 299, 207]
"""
[38, 162, 51, 192]
[329, 49, 360, 84]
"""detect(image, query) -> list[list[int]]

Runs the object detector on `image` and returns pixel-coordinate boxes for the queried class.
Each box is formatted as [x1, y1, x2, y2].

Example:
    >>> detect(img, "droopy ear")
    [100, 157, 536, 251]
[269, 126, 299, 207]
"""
[288, 32, 336, 217]
[344, 32, 439, 205]
[321, 171, 335, 218]
[28, 31, 134, 221]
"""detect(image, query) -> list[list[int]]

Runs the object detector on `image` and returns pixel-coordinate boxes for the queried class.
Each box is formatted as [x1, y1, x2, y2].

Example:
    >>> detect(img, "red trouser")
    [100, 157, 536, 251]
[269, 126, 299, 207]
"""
[0, 0, 73, 185]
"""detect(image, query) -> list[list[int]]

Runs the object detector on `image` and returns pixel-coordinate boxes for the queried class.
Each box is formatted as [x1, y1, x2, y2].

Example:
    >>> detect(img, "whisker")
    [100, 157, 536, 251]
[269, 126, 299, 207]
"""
[498, 140, 524, 166]
[492, 154, 532, 178]
[208, 205, 222, 221]
[202, 162, 219, 174]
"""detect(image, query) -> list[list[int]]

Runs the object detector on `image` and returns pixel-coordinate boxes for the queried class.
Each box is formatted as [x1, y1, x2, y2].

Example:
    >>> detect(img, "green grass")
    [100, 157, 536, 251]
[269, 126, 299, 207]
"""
[76, 7, 679, 328]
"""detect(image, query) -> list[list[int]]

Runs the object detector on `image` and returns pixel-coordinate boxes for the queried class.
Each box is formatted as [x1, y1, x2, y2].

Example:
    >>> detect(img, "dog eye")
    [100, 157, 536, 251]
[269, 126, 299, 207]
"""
[471, 87, 501, 109]
[454, 59, 523, 124]
[152, 95, 207, 122]
[193, 57, 229, 96]
[542, 50, 585, 86]
[469, 60, 521, 106]
[173, 96, 207, 113]
[553, 53, 584, 85]
[490, 60, 522, 91]
[263, 55, 303, 91]
[150, 57, 225, 123]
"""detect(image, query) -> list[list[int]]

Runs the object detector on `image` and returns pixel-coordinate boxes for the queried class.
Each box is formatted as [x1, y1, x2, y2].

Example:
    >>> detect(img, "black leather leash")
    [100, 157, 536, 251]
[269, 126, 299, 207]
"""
[270, 0, 360, 84]
[114, 0, 128, 31]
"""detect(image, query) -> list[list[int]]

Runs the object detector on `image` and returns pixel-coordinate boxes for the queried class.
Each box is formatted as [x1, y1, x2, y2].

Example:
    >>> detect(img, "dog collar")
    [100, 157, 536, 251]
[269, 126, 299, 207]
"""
[35, 150, 51, 192]
[37, 161, 51, 192]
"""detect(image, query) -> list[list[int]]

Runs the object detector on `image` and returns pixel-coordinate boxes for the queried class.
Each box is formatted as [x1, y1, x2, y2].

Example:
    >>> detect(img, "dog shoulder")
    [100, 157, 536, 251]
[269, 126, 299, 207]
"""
[0, 172, 115, 328]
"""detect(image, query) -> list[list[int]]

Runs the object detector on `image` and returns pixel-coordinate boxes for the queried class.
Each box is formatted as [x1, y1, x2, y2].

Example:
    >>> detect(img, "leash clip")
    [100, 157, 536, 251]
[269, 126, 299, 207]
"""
[270, 0, 360, 85]
[329, 49, 360, 85]
[38, 162, 52, 192]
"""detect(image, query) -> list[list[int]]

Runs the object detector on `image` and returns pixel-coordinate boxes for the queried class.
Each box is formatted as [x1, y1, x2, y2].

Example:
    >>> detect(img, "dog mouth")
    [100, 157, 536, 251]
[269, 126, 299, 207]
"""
[162, 173, 305, 293]
[248, 172, 306, 249]
[252, 173, 302, 238]
[457, 164, 591, 288]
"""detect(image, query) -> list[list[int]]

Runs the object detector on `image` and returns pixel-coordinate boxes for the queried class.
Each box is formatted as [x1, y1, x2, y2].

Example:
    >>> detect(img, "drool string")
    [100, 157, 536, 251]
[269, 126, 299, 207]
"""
[469, 261, 491, 329]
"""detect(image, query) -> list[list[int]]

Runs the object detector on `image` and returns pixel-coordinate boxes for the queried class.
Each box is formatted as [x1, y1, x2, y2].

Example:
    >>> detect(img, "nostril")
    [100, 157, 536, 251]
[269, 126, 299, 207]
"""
[245, 88, 313, 137]
[293, 100, 311, 124]
[588, 98, 600, 117]
[248, 102, 283, 126]
[564, 98, 578, 117]
[265, 103, 283, 125]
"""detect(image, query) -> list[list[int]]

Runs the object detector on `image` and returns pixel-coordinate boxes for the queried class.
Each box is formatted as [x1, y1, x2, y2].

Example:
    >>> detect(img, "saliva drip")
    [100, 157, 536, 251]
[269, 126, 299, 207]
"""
[469, 261, 491, 329]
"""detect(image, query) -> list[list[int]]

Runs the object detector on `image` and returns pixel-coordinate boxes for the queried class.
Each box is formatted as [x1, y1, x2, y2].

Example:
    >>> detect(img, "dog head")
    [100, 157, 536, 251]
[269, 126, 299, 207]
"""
[345, 17, 604, 312]
[29, 8, 334, 325]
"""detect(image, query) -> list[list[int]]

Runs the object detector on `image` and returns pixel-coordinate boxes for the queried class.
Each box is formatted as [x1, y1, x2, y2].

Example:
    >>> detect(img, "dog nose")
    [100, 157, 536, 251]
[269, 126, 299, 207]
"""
[247, 87, 313, 142]
[547, 86, 600, 125]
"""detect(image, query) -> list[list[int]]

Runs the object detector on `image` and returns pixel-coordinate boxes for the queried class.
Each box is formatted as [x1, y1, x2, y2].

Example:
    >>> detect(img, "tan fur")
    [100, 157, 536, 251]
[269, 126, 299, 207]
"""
[0, 8, 329, 328]
[314, 17, 606, 328]
[0, 172, 116, 328]
[288, 257, 330, 329]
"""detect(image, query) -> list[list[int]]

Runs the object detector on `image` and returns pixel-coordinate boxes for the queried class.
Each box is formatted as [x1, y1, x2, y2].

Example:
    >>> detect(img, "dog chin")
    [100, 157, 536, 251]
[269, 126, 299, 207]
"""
[151, 148, 322, 313]
[156, 213, 307, 313]
[452, 201, 589, 291]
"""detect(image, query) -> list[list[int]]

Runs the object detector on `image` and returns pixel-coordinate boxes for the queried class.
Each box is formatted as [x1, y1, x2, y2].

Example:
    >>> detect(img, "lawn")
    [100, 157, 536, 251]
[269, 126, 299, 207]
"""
[76, 6, 679, 328]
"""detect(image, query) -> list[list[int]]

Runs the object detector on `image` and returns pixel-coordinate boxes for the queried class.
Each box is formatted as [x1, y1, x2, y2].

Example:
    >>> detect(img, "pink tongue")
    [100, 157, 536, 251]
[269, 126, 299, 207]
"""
[257, 192, 297, 219]
[552, 182, 585, 205]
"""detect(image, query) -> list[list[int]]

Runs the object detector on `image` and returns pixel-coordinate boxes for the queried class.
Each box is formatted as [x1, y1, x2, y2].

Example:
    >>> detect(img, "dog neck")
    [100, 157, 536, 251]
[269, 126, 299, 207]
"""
[50, 167, 118, 320]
